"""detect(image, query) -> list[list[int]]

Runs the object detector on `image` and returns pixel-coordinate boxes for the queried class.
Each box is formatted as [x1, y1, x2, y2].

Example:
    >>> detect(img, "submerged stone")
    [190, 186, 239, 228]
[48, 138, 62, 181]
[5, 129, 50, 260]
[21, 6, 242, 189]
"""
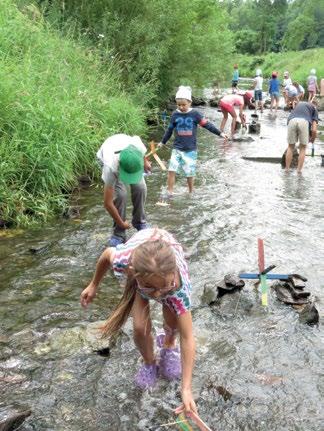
[0, 406, 31, 431]
[297, 303, 319, 326]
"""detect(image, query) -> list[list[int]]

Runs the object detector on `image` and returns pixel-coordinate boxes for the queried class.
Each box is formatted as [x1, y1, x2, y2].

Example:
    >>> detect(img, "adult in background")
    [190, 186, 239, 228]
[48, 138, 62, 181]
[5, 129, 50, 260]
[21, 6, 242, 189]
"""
[285, 101, 318, 174]
[97, 134, 151, 247]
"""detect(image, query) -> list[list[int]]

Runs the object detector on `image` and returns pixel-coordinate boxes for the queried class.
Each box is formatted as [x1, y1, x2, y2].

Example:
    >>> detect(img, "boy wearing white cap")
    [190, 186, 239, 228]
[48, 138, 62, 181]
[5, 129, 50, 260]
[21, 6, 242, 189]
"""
[159, 86, 227, 195]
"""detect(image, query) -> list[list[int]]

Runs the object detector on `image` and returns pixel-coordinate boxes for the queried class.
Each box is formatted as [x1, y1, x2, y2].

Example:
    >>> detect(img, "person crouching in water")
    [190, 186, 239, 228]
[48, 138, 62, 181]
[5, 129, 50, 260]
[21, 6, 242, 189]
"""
[158, 86, 227, 196]
[219, 91, 253, 139]
[80, 227, 197, 415]
[285, 100, 318, 174]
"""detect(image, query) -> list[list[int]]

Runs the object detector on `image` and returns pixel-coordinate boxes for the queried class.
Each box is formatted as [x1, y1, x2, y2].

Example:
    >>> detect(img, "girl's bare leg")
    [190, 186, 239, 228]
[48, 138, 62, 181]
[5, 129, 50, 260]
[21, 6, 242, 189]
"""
[132, 292, 155, 364]
[162, 304, 178, 348]
[230, 113, 237, 137]
[220, 111, 228, 132]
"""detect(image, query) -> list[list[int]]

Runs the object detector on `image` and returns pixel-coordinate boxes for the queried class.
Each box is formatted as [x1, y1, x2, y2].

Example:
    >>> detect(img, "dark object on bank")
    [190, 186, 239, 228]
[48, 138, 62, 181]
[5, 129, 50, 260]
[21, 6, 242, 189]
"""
[94, 347, 110, 357]
[78, 175, 92, 188]
[0, 406, 31, 431]
[281, 147, 299, 168]
[217, 274, 245, 296]
[321, 154, 324, 167]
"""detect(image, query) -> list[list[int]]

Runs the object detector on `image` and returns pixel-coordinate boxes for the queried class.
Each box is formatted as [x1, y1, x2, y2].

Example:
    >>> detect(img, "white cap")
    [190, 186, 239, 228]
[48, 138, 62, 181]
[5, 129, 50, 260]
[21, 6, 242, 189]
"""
[256, 68, 262, 76]
[284, 71, 289, 76]
[175, 85, 192, 101]
[310, 69, 316, 75]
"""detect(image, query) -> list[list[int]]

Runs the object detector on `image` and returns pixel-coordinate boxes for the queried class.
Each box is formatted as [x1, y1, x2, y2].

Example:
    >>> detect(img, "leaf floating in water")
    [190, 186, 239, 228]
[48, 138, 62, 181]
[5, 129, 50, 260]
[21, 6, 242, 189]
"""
[256, 373, 284, 385]
[156, 201, 170, 207]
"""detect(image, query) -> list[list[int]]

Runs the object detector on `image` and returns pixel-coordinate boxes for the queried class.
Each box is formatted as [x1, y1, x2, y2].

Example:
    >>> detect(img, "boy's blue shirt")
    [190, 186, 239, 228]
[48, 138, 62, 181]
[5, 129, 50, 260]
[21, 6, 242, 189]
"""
[161, 109, 221, 151]
[233, 70, 239, 81]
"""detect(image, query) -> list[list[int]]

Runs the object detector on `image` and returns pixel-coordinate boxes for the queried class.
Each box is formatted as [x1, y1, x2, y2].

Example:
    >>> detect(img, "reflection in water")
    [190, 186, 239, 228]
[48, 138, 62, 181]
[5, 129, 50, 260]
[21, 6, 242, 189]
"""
[0, 107, 324, 430]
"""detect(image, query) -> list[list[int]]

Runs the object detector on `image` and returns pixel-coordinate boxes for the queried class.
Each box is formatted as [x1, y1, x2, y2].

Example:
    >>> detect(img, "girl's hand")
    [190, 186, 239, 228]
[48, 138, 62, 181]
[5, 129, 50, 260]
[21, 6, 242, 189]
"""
[121, 220, 131, 230]
[174, 388, 198, 415]
[80, 282, 97, 308]
[220, 132, 228, 140]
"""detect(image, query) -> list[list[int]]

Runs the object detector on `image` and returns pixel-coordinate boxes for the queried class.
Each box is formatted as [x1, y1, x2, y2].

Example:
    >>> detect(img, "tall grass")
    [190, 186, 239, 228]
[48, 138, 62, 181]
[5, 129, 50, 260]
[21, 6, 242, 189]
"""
[0, 1, 147, 226]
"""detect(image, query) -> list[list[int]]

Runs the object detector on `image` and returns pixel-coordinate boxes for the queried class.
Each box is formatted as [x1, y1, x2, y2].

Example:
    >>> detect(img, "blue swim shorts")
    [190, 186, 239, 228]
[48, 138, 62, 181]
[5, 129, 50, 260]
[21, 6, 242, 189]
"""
[270, 91, 280, 98]
[254, 90, 263, 101]
[169, 149, 197, 177]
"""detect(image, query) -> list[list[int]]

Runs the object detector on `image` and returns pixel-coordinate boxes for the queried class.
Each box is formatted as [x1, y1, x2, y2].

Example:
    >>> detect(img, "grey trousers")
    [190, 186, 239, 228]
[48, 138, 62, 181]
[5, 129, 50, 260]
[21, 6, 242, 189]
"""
[112, 178, 147, 240]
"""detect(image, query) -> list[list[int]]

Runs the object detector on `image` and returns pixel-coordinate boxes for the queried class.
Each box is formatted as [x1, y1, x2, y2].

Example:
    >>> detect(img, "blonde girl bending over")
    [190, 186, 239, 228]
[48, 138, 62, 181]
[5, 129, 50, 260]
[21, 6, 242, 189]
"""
[80, 228, 197, 415]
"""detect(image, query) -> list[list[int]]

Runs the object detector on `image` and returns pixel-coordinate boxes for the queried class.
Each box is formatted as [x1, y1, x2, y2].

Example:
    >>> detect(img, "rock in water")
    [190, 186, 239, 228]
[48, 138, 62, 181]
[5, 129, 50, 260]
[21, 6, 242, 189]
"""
[298, 303, 319, 325]
[0, 407, 31, 431]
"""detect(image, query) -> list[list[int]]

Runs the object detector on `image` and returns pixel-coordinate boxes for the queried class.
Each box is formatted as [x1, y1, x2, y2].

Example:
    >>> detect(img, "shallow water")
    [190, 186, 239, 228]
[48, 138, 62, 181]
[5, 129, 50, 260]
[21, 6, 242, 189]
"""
[1, 106, 324, 431]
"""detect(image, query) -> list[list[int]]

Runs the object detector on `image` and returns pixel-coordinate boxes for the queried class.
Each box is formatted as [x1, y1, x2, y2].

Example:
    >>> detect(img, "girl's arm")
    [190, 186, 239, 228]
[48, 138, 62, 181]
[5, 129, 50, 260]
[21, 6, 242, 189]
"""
[175, 311, 197, 414]
[80, 248, 115, 308]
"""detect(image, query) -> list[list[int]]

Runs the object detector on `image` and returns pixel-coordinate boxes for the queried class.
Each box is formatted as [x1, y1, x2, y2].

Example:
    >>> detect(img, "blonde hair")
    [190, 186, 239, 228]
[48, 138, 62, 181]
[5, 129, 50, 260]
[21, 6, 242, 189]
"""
[101, 238, 177, 338]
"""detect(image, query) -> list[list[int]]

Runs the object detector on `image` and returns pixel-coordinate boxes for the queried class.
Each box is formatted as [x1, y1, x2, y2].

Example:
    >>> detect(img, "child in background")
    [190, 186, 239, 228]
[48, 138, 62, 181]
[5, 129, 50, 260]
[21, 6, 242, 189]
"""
[219, 91, 253, 138]
[158, 86, 227, 195]
[268, 71, 280, 112]
[232, 64, 239, 93]
[80, 227, 197, 415]
[307, 69, 319, 103]
[253, 69, 264, 113]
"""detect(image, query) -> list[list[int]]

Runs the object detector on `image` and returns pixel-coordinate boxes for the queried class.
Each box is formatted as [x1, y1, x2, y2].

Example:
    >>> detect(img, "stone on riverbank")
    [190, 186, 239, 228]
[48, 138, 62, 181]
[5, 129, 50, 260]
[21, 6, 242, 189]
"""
[0, 406, 31, 431]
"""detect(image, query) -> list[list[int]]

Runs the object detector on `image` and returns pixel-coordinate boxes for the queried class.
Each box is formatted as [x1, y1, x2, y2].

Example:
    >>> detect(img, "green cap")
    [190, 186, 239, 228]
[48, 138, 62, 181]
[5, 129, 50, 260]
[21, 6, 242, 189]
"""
[119, 145, 144, 184]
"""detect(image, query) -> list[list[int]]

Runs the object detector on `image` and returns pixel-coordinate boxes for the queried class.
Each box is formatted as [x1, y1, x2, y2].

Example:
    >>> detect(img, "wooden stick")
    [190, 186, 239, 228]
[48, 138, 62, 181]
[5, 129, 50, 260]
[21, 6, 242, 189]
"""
[153, 152, 167, 171]
[187, 411, 214, 431]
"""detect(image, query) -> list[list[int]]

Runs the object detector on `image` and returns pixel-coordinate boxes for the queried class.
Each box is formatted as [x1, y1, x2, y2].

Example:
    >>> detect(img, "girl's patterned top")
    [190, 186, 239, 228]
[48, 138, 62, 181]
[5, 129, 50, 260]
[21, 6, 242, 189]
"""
[112, 228, 191, 315]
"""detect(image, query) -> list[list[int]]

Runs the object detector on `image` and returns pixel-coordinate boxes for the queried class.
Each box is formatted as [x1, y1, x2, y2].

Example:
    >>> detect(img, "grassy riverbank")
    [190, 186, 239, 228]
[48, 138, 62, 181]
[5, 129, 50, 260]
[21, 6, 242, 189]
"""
[236, 48, 324, 85]
[0, 1, 147, 226]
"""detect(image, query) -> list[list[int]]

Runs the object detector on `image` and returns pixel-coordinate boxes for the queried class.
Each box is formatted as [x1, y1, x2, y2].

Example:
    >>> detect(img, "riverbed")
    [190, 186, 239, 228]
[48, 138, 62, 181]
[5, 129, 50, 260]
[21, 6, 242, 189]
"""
[0, 106, 324, 430]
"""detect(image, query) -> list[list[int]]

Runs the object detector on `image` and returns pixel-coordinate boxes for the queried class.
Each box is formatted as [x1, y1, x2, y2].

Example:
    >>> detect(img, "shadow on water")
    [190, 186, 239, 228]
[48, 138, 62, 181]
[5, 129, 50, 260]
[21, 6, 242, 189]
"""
[0, 107, 324, 430]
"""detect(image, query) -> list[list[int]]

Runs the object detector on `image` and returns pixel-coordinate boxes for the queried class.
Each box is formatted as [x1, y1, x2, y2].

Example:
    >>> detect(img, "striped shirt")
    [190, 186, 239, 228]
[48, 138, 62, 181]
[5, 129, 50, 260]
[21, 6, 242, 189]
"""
[112, 228, 192, 315]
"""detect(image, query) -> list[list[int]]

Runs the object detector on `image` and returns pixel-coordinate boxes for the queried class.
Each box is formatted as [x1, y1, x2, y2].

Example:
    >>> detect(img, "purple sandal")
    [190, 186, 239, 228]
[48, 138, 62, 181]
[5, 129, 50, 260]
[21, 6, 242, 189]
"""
[134, 363, 159, 389]
[156, 333, 181, 380]
[159, 347, 181, 380]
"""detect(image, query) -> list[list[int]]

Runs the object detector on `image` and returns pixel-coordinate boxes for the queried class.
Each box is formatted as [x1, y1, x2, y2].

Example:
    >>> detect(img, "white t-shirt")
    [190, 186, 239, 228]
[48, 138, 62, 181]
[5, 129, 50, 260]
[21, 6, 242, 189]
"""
[96, 134, 147, 186]
[254, 76, 263, 91]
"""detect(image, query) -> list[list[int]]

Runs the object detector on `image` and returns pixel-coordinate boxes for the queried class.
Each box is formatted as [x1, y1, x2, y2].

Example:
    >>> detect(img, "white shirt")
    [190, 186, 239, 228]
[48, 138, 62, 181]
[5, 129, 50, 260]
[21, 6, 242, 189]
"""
[96, 134, 147, 185]
[97, 134, 146, 171]
[254, 76, 263, 91]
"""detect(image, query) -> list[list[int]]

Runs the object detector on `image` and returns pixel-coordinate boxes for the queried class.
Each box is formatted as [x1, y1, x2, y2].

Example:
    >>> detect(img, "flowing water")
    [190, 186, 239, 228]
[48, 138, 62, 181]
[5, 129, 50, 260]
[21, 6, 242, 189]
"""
[1, 106, 324, 431]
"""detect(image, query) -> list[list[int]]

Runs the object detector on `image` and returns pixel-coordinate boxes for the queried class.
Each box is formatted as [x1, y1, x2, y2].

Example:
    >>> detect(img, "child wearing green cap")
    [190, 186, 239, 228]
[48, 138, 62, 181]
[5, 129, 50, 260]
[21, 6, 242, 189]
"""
[97, 134, 151, 247]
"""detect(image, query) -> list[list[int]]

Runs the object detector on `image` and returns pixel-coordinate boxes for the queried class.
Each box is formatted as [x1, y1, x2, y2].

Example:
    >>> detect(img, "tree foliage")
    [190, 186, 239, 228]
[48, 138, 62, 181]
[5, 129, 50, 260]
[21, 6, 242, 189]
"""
[225, 0, 323, 54]
[36, 0, 233, 102]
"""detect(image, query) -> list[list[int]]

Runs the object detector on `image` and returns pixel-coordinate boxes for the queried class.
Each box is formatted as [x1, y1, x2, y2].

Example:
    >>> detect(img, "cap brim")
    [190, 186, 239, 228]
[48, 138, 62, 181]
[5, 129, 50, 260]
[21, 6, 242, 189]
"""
[119, 168, 143, 184]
